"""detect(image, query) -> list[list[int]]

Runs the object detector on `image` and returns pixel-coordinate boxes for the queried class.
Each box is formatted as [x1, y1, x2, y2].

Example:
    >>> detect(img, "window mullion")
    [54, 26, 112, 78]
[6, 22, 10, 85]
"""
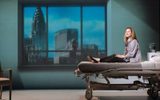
[80, 5, 83, 56]
[46, 6, 48, 64]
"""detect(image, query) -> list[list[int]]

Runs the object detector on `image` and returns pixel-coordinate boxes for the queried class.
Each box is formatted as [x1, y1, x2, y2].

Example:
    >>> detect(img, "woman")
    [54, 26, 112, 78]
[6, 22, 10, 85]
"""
[75, 27, 141, 74]
[89, 26, 141, 63]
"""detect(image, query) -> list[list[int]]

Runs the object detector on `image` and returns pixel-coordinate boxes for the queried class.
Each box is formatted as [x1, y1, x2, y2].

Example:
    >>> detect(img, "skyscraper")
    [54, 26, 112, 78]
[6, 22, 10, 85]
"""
[54, 28, 78, 64]
[55, 29, 78, 50]
[25, 7, 47, 64]
[32, 7, 46, 51]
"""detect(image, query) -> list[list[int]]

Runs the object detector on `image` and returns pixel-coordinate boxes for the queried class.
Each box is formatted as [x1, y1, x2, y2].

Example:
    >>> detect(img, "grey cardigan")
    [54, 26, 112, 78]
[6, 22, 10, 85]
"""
[125, 39, 141, 63]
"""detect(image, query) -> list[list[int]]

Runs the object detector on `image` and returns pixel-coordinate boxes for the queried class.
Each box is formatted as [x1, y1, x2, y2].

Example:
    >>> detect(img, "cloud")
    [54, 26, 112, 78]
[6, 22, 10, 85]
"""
[83, 20, 104, 34]
[48, 18, 104, 35]
[48, 18, 80, 33]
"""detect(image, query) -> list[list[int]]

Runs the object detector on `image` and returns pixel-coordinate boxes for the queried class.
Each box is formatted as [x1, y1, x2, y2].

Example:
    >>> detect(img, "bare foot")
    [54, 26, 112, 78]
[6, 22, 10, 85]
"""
[87, 56, 94, 63]
[87, 56, 99, 63]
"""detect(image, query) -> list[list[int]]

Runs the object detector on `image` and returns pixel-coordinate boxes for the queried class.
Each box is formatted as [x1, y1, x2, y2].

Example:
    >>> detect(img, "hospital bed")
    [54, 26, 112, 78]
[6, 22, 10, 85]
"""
[76, 61, 160, 100]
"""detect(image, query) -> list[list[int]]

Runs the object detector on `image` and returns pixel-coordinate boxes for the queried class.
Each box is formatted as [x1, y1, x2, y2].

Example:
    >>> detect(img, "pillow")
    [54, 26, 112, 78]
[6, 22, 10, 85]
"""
[150, 56, 160, 62]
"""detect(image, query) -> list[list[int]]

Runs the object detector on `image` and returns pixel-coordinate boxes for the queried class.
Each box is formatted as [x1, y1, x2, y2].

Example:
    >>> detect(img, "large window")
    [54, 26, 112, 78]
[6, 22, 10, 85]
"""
[22, 5, 106, 66]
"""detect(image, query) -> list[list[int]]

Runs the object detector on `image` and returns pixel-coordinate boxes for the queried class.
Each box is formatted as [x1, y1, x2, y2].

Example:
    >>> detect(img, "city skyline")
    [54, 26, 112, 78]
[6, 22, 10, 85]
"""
[24, 6, 105, 50]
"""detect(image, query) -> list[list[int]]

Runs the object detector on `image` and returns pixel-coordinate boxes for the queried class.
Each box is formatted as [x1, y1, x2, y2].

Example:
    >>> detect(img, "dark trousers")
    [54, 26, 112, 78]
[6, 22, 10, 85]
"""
[100, 54, 127, 63]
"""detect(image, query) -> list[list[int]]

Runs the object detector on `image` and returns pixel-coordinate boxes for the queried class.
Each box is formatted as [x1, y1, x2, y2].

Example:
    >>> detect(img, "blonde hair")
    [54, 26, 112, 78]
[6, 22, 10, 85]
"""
[124, 27, 137, 45]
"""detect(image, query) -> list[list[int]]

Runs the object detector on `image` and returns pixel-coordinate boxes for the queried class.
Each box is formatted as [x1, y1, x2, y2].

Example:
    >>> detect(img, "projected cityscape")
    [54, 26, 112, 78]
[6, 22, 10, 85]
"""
[23, 6, 105, 65]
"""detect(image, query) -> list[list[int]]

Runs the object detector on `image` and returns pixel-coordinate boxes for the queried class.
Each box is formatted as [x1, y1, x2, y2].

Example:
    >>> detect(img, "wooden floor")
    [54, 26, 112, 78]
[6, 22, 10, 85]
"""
[2, 89, 160, 100]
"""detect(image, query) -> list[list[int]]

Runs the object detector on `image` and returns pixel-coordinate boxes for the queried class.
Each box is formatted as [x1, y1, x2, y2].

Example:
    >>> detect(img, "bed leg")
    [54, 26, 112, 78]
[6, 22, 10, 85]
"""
[147, 86, 158, 99]
[147, 76, 159, 99]
[85, 74, 93, 100]
[85, 88, 93, 100]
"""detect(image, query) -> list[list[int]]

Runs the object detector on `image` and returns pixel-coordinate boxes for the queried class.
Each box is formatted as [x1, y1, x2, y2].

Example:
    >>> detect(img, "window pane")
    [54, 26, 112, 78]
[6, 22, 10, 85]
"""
[48, 7, 80, 64]
[83, 7, 105, 57]
[24, 7, 47, 64]
[22, 6, 106, 66]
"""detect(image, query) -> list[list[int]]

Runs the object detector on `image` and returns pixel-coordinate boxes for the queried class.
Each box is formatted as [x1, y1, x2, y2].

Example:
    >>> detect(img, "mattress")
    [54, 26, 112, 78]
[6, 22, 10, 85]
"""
[78, 61, 142, 73]
[77, 61, 160, 73]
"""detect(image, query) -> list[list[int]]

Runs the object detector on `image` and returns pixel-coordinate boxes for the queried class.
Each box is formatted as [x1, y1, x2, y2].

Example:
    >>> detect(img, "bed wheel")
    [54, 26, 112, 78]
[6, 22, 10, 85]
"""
[85, 88, 93, 100]
[147, 89, 152, 96]
[147, 88, 158, 99]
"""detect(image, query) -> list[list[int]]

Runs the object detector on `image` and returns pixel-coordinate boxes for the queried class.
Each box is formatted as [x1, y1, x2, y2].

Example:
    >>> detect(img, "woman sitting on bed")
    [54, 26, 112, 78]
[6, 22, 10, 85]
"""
[89, 26, 141, 63]
[75, 27, 142, 73]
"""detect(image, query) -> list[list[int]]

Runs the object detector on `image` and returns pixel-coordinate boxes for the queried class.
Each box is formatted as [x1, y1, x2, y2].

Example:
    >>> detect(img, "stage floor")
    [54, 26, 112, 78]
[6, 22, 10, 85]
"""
[2, 89, 160, 100]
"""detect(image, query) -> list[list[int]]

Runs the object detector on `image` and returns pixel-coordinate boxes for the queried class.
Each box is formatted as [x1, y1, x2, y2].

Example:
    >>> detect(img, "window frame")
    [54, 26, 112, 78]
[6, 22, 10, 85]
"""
[18, 0, 107, 69]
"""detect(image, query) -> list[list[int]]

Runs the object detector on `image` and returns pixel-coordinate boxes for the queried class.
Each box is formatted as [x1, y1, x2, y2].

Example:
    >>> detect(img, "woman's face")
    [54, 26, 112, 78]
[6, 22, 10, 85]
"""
[125, 28, 132, 38]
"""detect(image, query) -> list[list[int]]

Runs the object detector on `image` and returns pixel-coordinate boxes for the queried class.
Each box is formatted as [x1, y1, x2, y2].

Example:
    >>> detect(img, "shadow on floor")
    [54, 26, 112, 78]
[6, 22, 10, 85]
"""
[99, 96, 160, 100]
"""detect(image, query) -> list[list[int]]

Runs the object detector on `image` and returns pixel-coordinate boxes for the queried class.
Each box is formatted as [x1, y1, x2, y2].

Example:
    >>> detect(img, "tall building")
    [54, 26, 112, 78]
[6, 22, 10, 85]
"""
[25, 7, 47, 64]
[24, 37, 32, 64]
[55, 29, 78, 50]
[32, 7, 47, 51]
[54, 28, 78, 64]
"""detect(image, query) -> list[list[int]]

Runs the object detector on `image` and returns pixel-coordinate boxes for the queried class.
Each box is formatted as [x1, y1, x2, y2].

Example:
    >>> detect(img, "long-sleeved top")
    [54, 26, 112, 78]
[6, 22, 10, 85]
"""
[124, 39, 141, 63]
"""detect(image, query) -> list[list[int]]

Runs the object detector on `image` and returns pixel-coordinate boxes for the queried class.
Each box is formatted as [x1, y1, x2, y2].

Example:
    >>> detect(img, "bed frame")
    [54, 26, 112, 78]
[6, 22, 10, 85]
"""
[76, 62, 160, 100]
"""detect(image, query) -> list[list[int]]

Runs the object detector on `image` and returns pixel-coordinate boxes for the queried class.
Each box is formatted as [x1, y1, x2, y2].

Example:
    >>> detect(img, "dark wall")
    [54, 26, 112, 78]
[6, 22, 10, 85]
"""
[107, 0, 159, 60]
